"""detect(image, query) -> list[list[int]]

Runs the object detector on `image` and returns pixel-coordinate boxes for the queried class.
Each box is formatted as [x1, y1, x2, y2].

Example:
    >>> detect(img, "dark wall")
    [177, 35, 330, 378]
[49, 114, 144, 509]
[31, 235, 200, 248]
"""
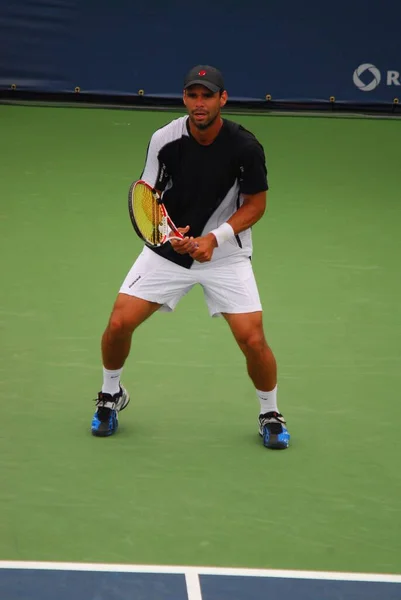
[1, 0, 400, 103]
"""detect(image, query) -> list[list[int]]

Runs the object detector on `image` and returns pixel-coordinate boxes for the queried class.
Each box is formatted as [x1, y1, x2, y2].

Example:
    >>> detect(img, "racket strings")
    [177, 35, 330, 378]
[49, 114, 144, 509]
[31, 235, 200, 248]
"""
[133, 185, 163, 245]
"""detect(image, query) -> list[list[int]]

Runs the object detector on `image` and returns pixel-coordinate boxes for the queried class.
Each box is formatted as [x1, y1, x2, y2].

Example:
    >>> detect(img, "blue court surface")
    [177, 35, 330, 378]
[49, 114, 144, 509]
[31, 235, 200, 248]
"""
[1, 562, 400, 600]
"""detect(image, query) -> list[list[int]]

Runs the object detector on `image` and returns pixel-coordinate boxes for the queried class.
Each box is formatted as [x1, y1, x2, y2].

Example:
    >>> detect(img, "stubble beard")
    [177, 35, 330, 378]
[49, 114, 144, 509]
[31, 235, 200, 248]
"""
[190, 111, 219, 131]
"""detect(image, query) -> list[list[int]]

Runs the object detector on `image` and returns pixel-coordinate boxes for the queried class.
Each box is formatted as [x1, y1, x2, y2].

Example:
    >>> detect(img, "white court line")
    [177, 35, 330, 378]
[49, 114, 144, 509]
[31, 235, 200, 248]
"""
[185, 571, 203, 600]
[0, 561, 400, 584]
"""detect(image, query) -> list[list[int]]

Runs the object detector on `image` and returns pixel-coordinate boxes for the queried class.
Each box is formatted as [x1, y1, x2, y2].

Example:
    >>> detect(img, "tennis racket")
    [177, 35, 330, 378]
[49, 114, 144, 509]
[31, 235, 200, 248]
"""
[128, 180, 184, 247]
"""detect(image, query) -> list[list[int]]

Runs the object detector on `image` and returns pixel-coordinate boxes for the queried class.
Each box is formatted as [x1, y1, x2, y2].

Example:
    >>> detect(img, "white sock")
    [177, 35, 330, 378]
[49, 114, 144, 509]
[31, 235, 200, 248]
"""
[102, 367, 123, 395]
[257, 386, 278, 415]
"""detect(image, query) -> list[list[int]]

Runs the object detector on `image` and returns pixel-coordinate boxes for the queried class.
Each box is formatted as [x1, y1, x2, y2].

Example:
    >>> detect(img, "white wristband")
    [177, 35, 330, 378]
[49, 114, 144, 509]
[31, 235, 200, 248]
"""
[209, 222, 235, 247]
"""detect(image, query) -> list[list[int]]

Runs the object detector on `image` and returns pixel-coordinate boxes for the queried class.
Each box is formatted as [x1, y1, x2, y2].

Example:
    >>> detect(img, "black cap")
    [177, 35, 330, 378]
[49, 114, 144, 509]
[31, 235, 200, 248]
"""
[184, 65, 225, 93]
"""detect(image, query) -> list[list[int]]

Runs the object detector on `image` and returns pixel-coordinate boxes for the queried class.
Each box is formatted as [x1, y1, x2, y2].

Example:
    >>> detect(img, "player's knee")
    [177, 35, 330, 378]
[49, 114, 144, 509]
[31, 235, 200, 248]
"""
[238, 330, 266, 353]
[107, 311, 132, 336]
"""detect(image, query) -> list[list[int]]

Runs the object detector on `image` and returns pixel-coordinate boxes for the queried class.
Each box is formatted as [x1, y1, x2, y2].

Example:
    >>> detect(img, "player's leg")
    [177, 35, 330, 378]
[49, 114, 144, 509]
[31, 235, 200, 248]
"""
[92, 294, 161, 437]
[222, 311, 276, 392]
[200, 258, 290, 449]
[102, 293, 161, 372]
[92, 247, 195, 437]
[222, 311, 290, 449]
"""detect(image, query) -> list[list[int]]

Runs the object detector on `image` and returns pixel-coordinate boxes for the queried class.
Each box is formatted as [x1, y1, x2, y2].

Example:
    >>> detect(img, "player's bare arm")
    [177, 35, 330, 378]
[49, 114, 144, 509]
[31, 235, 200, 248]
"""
[188, 191, 267, 263]
[226, 190, 267, 234]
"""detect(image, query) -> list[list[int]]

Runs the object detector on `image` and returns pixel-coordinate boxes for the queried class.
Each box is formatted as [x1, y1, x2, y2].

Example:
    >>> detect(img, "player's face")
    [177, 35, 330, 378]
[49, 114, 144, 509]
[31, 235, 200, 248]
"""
[183, 85, 227, 130]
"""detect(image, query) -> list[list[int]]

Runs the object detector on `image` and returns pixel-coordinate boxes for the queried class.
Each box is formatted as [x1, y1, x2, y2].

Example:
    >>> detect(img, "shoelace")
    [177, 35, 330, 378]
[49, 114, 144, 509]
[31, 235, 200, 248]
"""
[259, 412, 286, 434]
[97, 406, 113, 421]
[94, 393, 118, 422]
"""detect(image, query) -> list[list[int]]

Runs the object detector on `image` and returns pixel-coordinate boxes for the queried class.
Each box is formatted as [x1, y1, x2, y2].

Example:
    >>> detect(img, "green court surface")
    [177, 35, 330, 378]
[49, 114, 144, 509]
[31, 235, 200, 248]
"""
[0, 104, 400, 575]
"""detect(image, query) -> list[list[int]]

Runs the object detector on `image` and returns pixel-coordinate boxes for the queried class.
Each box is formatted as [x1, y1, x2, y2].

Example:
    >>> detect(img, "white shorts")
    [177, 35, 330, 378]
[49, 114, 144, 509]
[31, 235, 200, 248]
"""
[119, 247, 262, 317]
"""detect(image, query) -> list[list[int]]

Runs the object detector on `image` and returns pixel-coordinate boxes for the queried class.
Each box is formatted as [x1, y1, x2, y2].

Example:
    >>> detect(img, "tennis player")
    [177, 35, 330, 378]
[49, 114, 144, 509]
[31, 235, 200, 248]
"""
[91, 65, 290, 449]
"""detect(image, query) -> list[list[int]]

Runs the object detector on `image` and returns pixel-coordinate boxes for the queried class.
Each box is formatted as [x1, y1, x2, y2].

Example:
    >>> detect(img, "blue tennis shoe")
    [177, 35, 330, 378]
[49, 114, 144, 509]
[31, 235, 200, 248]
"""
[91, 386, 130, 437]
[259, 411, 290, 449]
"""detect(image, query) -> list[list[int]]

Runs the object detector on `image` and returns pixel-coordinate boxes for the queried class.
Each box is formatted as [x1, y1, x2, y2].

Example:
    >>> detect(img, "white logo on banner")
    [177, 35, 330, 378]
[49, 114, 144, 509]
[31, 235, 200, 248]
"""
[353, 63, 381, 91]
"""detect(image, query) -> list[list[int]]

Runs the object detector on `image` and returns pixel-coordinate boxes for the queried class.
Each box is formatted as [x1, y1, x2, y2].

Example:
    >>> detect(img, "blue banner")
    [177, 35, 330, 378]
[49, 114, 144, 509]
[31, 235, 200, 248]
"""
[0, 0, 400, 103]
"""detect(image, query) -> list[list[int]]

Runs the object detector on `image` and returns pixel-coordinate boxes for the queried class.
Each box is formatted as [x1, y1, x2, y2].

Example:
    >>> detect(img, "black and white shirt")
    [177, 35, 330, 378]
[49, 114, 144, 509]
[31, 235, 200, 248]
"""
[141, 116, 268, 269]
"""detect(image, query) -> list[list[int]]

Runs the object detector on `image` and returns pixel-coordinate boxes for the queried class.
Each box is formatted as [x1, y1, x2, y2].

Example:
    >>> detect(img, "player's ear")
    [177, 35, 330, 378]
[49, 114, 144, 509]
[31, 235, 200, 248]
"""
[220, 90, 228, 108]
[183, 89, 187, 106]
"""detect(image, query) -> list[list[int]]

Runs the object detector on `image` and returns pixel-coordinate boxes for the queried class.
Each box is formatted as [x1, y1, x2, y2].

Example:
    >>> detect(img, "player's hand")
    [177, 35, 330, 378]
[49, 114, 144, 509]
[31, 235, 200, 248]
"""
[169, 226, 199, 255]
[189, 233, 218, 262]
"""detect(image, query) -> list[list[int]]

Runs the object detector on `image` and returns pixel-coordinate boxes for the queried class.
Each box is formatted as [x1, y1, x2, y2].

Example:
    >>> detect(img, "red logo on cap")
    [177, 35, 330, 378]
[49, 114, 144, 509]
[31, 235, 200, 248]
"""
[198, 70, 207, 76]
